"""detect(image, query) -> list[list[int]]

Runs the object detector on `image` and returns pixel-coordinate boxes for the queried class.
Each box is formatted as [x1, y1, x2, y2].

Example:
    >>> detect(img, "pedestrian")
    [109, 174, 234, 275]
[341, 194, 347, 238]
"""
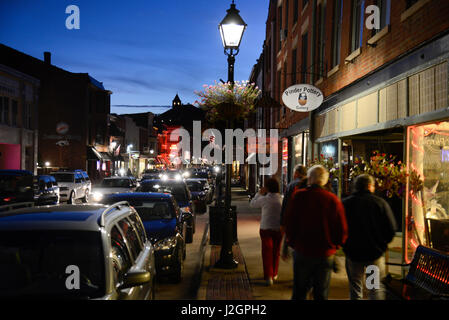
[342, 174, 397, 300]
[283, 165, 348, 300]
[250, 177, 283, 286]
[280, 165, 307, 262]
[280, 164, 308, 226]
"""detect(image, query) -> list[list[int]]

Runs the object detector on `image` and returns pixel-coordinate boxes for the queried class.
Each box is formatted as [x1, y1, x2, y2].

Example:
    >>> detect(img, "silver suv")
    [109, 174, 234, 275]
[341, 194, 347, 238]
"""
[51, 170, 91, 204]
[0, 202, 156, 300]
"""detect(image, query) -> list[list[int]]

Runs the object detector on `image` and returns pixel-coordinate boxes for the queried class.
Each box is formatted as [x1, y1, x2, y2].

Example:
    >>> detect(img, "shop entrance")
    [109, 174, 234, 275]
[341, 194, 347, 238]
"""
[340, 128, 405, 276]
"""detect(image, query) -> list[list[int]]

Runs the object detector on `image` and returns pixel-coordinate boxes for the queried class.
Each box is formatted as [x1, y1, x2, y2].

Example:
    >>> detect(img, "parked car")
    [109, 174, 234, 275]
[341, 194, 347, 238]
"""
[137, 179, 195, 242]
[0, 170, 34, 210]
[33, 175, 60, 205]
[0, 202, 156, 299]
[186, 178, 211, 213]
[91, 176, 138, 203]
[102, 193, 187, 282]
[51, 171, 90, 204]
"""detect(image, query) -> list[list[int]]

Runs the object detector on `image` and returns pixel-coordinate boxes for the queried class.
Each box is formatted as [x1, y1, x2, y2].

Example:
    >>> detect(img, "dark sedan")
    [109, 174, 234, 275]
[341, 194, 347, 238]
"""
[137, 179, 195, 243]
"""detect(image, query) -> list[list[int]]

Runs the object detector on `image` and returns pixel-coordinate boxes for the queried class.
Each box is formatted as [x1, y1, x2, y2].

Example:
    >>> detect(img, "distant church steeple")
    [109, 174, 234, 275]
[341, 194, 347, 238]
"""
[172, 93, 182, 107]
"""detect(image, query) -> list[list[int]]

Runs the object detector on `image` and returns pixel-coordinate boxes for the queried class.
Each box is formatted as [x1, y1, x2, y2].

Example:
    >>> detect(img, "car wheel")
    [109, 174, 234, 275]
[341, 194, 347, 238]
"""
[67, 191, 75, 204]
[81, 190, 89, 203]
[170, 248, 184, 283]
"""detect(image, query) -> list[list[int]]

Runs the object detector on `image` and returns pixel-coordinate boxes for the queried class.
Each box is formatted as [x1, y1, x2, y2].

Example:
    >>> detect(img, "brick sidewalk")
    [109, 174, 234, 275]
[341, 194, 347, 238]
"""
[204, 245, 254, 300]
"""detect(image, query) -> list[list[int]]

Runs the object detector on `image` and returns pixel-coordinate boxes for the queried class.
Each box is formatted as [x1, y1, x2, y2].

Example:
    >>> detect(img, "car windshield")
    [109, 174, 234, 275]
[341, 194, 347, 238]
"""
[186, 180, 205, 192]
[138, 182, 188, 203]
[130, 201, 173, 221]
[52, 173, 74, 183]
[0, 174, 33, 193]
[0, 230, 105, 299]
[100, 179, 131, 188]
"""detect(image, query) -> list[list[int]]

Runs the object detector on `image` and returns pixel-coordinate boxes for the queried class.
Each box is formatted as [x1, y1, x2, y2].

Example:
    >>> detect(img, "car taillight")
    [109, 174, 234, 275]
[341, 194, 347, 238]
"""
[3, 197, 12, 202]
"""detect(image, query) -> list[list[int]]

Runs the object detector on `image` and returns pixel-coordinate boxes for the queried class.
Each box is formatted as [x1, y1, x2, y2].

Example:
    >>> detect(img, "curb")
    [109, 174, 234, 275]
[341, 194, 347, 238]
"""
[191, 220, 209, 299]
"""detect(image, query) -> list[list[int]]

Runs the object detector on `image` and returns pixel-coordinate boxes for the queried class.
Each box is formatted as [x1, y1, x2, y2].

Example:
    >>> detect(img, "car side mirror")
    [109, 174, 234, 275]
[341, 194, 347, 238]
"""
[118, 271, 151, 290]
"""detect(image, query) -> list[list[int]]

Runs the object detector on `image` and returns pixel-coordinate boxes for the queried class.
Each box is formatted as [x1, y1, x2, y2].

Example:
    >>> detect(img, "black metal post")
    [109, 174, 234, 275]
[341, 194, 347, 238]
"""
[214, 49, 238, 269]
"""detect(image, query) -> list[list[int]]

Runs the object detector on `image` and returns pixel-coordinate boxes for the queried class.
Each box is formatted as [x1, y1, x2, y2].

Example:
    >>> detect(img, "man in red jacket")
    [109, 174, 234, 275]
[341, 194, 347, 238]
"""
[283, 165, 348, 300]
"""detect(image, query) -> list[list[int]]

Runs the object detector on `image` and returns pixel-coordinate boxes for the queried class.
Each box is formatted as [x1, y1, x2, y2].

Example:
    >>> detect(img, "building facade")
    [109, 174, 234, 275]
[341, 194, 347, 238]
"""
[0, 44, 112, 182]
[0, 64, 39, 173]
[253, 0, 449, 273]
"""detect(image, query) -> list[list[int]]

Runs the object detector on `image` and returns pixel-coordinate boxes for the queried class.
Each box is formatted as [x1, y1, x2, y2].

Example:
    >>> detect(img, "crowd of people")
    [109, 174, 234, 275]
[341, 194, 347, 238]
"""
[250, 164, 397, 300]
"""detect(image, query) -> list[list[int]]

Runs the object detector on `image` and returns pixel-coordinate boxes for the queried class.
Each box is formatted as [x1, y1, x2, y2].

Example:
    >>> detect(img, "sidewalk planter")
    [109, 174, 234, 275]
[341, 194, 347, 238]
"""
[209, 205, 237, 245]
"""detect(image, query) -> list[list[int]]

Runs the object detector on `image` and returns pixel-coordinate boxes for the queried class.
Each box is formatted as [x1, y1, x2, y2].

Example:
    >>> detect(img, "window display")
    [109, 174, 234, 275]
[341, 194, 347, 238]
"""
[406, 121, 449, 261]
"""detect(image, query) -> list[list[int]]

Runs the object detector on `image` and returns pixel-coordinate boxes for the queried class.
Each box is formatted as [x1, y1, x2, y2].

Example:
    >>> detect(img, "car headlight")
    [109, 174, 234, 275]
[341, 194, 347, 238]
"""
[154, 237, 177, 251]
[175, 174, 182, 181]
[92, 191, 103, 202]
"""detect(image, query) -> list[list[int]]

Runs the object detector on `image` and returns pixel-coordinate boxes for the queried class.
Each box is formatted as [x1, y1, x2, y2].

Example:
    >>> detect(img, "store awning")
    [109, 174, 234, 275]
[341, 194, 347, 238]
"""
[100, 152, 111, 161]
[86, 147, 103, 160]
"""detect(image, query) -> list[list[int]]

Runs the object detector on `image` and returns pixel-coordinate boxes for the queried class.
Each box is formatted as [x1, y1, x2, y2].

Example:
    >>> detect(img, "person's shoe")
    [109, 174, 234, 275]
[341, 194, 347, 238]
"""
[266, 278, 273, 286]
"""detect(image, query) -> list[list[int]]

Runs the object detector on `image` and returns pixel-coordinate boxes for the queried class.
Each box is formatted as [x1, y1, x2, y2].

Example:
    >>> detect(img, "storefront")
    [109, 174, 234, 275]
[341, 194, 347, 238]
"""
[312, 44, 448, 276]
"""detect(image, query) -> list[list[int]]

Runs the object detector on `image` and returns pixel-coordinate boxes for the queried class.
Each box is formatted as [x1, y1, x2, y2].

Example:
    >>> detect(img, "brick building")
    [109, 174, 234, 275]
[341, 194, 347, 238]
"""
[0, 64, 39, 173]
[0, 44, 112, 182]
[249, 0, 449, 271]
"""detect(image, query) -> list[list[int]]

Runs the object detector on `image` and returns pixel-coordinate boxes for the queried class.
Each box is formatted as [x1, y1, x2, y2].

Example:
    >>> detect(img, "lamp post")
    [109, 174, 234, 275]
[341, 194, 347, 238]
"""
[214, 0, 247, 269]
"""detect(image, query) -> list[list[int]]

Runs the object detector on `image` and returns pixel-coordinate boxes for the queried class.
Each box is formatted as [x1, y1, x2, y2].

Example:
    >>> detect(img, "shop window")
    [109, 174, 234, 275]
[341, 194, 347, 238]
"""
[406, 122, 449, 261]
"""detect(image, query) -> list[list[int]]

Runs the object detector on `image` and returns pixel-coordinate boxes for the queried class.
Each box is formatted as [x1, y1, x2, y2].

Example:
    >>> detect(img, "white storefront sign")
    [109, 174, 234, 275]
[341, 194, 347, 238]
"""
[282, 84, 324, 112]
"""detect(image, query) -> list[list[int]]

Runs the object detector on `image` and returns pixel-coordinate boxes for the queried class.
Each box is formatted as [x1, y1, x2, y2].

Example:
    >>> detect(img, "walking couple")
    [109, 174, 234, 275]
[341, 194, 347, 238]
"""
[251, 164, 396, 300]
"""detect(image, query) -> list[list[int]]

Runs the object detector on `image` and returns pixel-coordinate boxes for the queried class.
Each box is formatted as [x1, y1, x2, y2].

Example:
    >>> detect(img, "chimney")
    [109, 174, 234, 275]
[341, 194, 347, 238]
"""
[44, 51, 51, 64]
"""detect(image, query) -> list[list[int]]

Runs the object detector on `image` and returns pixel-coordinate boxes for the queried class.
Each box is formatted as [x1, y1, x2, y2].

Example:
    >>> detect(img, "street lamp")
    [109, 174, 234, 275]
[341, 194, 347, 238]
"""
[214, 0, 246, 269]
[218, 0, 247, 84]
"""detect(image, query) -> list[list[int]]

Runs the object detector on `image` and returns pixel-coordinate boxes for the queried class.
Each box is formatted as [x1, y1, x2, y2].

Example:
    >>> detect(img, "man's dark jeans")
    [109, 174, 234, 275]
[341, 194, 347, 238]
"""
[292, 250, 334, 300]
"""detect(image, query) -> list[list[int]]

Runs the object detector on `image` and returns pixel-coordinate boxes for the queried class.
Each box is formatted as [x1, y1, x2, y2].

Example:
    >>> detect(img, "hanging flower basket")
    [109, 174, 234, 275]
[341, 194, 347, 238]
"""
[194, 80, 261, 123]
[214, 102, 244, 120]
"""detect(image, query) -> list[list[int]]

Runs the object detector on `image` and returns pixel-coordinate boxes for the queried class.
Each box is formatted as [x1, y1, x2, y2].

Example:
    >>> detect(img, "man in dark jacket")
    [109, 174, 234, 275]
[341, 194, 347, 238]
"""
[284, 165, 348, 300]
[342, 174, 397, 300]
[280, 164, 307, 227]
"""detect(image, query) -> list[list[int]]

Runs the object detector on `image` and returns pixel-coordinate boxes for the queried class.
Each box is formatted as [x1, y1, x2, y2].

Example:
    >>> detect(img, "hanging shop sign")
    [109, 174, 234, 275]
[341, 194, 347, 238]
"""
[282, 84, 324, 112]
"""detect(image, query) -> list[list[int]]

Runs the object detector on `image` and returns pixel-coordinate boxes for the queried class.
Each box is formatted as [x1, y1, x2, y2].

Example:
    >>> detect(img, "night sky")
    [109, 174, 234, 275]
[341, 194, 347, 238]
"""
[0, 0, 267, 115]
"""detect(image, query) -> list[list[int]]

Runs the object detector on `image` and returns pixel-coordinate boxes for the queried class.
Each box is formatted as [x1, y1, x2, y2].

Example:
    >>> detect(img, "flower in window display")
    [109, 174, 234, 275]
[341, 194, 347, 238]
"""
[349, 151, 416, 199]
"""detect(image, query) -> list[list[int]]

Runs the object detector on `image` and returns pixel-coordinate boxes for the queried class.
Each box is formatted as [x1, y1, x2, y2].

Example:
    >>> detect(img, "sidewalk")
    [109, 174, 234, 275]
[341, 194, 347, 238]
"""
[196, 187, 350, 300]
